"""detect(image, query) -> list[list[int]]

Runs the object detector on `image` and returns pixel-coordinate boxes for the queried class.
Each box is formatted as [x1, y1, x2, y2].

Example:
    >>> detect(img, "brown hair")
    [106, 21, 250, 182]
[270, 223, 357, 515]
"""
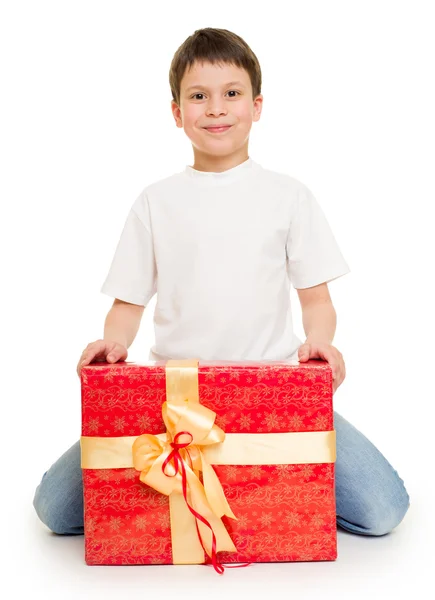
[169, 28, 262, 106]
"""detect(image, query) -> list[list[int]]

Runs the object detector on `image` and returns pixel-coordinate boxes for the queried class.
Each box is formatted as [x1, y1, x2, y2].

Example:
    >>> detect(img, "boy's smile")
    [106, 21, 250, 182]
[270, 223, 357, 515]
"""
[203, 125, 233, 134]
[171, 60, 263, 172]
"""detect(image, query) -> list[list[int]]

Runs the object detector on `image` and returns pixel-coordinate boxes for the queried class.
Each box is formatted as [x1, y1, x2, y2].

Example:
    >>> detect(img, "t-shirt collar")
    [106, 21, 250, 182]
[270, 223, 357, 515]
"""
[183, 157, 255, 185]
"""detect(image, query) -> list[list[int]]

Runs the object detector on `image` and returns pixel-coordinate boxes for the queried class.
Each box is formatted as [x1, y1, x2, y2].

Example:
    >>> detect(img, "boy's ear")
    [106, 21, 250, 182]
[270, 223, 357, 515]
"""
[253, 94, 263, 122]
[171, 100, 183, 127]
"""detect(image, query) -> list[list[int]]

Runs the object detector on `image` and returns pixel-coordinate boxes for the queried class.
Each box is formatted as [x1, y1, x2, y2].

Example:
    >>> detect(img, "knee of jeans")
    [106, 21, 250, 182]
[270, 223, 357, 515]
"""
[364, 488, 411, 536]
[33, 477, 67, 534]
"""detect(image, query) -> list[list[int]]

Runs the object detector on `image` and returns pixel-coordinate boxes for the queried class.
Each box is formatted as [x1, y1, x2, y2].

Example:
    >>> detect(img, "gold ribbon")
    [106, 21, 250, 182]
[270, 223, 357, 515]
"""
[81, 359, 336, 567]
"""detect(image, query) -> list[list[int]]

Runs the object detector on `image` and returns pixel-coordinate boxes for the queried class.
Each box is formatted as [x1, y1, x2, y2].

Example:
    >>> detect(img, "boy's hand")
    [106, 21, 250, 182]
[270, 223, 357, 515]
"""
[77, 339, 128, 377]
[298, 342, 345, 394]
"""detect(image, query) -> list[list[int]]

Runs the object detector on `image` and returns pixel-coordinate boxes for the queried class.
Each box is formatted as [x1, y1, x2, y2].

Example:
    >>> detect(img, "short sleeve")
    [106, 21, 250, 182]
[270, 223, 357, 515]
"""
[286, 184, 351, 289]
[100, 191, 157, 306]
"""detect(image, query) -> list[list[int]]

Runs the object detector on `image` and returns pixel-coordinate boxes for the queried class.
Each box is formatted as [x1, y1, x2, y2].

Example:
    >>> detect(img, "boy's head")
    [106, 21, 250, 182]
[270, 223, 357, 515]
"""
[169, 28, 263, 169]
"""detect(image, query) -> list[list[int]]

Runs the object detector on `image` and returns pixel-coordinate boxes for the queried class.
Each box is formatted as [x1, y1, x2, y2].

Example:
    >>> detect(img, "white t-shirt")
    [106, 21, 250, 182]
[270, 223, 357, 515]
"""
[100, 157, 350, 362]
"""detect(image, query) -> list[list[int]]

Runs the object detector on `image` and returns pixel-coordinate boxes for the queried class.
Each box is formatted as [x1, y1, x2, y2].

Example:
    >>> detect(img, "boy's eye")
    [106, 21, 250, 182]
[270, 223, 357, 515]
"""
[191, 90, 240, 100]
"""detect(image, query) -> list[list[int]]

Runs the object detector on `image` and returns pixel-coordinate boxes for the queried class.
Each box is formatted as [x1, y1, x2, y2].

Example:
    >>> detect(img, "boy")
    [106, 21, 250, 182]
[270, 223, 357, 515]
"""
[33, 27, 409, 538]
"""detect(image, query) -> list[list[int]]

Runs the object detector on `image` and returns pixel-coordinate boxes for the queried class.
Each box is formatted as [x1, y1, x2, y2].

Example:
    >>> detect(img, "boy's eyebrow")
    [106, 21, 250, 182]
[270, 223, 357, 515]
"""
[185, 80, 245, 92]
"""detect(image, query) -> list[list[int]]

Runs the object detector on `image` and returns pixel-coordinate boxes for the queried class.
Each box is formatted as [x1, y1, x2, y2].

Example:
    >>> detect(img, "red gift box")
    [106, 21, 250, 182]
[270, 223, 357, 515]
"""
[80, 359, 337, 570]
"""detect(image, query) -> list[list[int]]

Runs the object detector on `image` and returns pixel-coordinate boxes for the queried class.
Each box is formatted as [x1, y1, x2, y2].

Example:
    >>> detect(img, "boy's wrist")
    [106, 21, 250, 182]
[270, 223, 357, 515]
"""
[304, 335, 334, 346]
[104, 336, 128, 347]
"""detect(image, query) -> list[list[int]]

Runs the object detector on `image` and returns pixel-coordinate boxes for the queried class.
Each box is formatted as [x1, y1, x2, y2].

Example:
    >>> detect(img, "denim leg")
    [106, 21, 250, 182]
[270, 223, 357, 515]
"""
[334, 411, 410, 536]
[33, 440, 84, 535]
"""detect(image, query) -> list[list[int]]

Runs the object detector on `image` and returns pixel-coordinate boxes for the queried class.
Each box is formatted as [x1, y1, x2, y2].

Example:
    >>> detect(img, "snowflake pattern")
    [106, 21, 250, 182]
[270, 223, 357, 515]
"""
[248, 465, 263, 479]
[262, 410, 284, 431]
[259, 512, 275, 527]
[87, 417, 100, 433]
[113, 416, 127, 433]
[135, 412, 157, 432]
[237, 413, 253, 430]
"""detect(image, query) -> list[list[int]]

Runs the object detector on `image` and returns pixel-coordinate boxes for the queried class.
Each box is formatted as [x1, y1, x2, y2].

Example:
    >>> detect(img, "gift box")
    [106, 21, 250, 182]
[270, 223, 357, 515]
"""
[80, 359, 337, 571]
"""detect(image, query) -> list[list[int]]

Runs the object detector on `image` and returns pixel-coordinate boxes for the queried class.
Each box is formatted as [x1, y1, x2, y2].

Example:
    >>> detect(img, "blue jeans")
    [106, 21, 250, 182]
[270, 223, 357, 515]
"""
[33, 411, 410, 536]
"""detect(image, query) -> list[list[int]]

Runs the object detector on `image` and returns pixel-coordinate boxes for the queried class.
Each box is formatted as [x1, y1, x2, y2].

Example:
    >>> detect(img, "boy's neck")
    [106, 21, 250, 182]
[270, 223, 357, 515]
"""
[191, 148, 250, 173]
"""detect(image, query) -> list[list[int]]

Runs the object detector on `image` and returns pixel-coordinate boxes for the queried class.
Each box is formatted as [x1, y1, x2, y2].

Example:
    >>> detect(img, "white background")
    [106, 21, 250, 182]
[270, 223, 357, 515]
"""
[2, 1, 434, 598]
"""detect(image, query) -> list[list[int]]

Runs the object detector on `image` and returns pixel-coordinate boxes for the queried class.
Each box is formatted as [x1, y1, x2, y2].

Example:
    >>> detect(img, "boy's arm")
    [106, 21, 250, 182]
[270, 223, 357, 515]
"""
[104, 298, 145, 348]
[296, 283, 336, 345]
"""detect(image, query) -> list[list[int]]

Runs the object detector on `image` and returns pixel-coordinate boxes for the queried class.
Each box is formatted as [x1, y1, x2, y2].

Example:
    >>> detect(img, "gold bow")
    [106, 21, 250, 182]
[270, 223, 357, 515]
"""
[131, 360, 238, 566]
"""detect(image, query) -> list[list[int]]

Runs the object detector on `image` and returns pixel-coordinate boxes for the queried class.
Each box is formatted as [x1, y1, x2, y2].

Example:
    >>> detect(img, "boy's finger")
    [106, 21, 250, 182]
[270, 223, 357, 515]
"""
[81, 350, 94, 363]
[82, 340, 106, 357]
[81, 351, 98, 365]
[333, 361, 342, 377]
[107, 349, 121, 361]
[107, 351, 126, 362]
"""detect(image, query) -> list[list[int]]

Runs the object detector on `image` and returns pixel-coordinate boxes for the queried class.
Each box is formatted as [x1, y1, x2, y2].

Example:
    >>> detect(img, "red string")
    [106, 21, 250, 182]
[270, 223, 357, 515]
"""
[162, 431, 252, 574]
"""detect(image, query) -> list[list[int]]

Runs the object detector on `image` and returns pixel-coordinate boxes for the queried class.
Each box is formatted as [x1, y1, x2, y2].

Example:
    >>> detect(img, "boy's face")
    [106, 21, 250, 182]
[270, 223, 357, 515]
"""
[171, 61, 263, 165]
